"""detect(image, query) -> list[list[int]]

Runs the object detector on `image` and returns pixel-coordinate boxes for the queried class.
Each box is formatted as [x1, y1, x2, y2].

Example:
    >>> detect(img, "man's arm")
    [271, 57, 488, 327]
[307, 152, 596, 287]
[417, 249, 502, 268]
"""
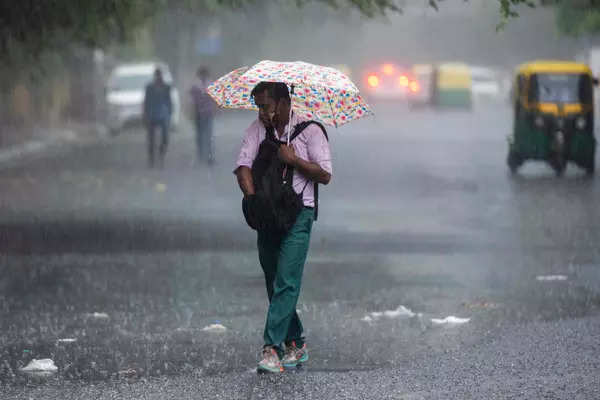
[166, 85, 173, 116]
[235, 166, 255, 197]
[235, 120, 262, 195]
[143, 86, 150, 121]
[278, 145, 331, 185]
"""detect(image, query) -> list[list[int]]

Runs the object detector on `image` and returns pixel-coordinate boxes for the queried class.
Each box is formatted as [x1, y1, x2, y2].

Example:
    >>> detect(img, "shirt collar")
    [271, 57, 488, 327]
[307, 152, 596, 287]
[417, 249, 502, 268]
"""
[262, 112, 300, 140]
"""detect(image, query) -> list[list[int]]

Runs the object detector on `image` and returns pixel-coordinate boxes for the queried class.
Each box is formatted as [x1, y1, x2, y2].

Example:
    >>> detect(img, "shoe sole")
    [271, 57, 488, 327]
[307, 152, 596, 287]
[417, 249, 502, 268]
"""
[282, 353, 309, 369]
[257, 365, 283, 374]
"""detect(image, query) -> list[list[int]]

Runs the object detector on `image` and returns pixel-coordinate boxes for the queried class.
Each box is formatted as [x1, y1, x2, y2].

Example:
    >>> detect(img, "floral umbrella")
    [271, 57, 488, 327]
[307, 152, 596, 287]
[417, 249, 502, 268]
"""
[207, 60, 373, 127]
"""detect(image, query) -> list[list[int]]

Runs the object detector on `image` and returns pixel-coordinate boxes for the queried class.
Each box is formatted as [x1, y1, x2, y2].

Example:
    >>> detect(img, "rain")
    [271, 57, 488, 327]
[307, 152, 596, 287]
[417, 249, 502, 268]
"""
[1, 1, 600, 399]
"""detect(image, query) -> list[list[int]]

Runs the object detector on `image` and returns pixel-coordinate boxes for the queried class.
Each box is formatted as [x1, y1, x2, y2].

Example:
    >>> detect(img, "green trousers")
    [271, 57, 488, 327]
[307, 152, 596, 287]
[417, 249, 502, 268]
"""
[257, 207, 314, 354]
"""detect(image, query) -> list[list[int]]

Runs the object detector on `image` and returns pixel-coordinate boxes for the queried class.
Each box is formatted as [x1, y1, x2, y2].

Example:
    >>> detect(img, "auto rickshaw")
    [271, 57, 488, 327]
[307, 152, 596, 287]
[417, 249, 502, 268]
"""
[434, 63, 472, 109]
[507, 61, 597, 176]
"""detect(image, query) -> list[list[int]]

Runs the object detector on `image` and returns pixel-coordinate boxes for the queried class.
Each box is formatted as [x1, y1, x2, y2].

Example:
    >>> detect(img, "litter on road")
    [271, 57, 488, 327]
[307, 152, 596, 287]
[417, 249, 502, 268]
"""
[201, 323, 227, 333]
[85, 312, 110, 320]
[19, 359, 58, 376]
[536, 275, 568, 281]
[431, 316, 470, 325]
[362, 305, 420, 322]
[57, 338, 77, 344]
[118, 368, 137, 378]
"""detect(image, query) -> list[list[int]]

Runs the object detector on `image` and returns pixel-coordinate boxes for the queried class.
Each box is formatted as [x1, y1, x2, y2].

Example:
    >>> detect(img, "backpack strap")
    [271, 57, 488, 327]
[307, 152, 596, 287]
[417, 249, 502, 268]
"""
[265, 126, 277, 142]
[288, 120, 329, 221]
[289, 120, 329, 143]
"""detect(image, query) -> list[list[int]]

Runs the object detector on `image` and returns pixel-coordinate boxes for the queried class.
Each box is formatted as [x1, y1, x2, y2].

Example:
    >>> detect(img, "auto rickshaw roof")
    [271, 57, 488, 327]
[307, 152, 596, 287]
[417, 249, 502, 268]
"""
[517, 61, 592, 76]
[412, 64, 434, 74]
[438, 63, 471, 73]
[437, 63, 472, 88]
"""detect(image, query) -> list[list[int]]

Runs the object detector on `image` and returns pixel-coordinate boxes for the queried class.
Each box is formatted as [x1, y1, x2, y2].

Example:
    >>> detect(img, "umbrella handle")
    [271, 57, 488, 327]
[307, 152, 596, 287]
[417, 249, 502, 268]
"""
[287, 85, 295, 146]
[282, 84, 295, 181]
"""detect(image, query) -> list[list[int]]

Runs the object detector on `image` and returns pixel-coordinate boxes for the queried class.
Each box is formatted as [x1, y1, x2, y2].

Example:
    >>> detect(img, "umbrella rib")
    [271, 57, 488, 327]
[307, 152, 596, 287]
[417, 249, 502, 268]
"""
[329, 91, 339, 128]
[210, 62, 371, 127]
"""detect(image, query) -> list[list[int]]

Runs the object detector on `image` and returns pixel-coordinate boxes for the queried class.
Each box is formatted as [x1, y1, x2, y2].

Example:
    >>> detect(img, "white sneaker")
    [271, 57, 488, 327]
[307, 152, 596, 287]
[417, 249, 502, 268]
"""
[257, 346, 283, 373]
[282, 341, 308, 368]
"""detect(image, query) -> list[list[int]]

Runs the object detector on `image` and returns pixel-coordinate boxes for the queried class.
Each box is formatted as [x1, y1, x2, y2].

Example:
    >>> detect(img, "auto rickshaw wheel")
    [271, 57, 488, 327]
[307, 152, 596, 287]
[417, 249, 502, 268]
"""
[507, 151, 522, 174]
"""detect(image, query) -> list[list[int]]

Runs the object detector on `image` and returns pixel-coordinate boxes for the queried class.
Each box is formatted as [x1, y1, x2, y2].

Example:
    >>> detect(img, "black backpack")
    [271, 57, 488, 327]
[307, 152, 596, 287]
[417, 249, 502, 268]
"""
[243, 121, 328, 234]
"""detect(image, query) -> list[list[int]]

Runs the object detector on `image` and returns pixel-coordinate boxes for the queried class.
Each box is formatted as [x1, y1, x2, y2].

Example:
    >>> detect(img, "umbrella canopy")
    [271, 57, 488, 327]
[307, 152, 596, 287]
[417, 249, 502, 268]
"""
[207, 60, 373, 127]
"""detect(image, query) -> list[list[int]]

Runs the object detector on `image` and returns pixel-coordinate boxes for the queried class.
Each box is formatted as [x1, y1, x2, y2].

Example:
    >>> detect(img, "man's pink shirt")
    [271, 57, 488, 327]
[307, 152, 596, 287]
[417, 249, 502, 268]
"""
[235, 114, 332, 207]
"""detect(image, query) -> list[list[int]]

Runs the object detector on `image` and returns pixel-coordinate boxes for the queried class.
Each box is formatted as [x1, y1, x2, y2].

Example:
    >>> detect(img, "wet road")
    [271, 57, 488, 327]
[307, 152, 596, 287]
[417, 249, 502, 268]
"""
[1, 103, 600, 399]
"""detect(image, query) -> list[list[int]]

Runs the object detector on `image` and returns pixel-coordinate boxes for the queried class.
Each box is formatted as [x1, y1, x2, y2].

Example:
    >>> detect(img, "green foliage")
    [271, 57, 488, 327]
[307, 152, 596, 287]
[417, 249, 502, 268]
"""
[494, 0, 536, 30]
[555, 0, 600, 36]
[1, 1, 144, 61]
[0, 0, 397, 61]
[10, 0, 597, 64]
[2, 0, 536, 62]
[496, 0, 600, 36]
[306, 0, 400, 17]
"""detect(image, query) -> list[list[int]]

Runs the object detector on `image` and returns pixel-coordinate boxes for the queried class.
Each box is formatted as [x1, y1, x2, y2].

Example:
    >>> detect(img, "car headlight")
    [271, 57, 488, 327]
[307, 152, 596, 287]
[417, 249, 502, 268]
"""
[576, 116, 587, 130]
[534, 115, 545, 128]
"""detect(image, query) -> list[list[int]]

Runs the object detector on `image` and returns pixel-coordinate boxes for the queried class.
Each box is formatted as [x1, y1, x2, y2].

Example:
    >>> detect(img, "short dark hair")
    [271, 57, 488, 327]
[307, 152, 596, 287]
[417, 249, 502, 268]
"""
[197, 66, 209, 78]
[251, 81, 290, 103]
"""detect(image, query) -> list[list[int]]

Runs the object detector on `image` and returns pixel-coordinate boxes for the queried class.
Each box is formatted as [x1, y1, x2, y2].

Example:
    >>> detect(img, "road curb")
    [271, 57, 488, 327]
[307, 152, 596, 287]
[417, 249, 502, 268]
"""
[0, 124, 108, 168]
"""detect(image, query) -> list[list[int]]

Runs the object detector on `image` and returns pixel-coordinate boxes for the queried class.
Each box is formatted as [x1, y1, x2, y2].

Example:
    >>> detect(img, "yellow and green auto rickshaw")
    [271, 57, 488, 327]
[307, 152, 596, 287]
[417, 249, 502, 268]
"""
[507, 61, 597, 176]
[434, 63, 472, 109]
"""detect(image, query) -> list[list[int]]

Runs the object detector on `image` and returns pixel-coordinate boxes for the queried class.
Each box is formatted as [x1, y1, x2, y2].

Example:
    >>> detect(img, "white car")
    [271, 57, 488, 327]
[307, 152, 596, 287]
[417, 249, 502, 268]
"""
[106, 62, 181, 133]
[470, 66, 502, 104]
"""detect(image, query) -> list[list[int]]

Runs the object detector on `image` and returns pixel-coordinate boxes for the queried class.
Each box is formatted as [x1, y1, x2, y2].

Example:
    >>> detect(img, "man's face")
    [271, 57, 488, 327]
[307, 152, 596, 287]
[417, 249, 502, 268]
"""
[254, 90, 277, 128]
[154, 71, 163, 84]
[198, 69, 209, 81]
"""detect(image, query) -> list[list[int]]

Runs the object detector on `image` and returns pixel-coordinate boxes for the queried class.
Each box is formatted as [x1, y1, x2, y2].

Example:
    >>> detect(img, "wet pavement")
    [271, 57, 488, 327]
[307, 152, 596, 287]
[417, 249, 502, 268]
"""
[1, 103, 600, 398]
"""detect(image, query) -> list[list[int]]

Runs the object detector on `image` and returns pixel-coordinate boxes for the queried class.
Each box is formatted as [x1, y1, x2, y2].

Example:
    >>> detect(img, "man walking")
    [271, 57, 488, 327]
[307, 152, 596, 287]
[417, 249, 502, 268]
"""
[189, 66, 216, 165]
[143, 68, 172, 168]
[234, 82, 332, 373]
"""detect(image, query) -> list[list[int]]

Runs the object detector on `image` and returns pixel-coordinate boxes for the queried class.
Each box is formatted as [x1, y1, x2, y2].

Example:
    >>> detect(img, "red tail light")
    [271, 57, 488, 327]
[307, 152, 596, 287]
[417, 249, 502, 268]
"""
[398, 75, 409, 87]
[367, 75, 380, 88]
[382, 64, 395, 76]
[409, 81, 420, 93]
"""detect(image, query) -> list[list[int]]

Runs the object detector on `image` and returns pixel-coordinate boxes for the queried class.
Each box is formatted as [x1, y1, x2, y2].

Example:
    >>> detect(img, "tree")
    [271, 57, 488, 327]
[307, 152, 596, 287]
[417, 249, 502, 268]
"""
[495, 0, 600, 36]
[554, 0, 600, 36]
[0, 0, 543, 62]
[0, 0, 402, 128]
[0, 0, 557, 130]
[0, 0, 393, 62]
